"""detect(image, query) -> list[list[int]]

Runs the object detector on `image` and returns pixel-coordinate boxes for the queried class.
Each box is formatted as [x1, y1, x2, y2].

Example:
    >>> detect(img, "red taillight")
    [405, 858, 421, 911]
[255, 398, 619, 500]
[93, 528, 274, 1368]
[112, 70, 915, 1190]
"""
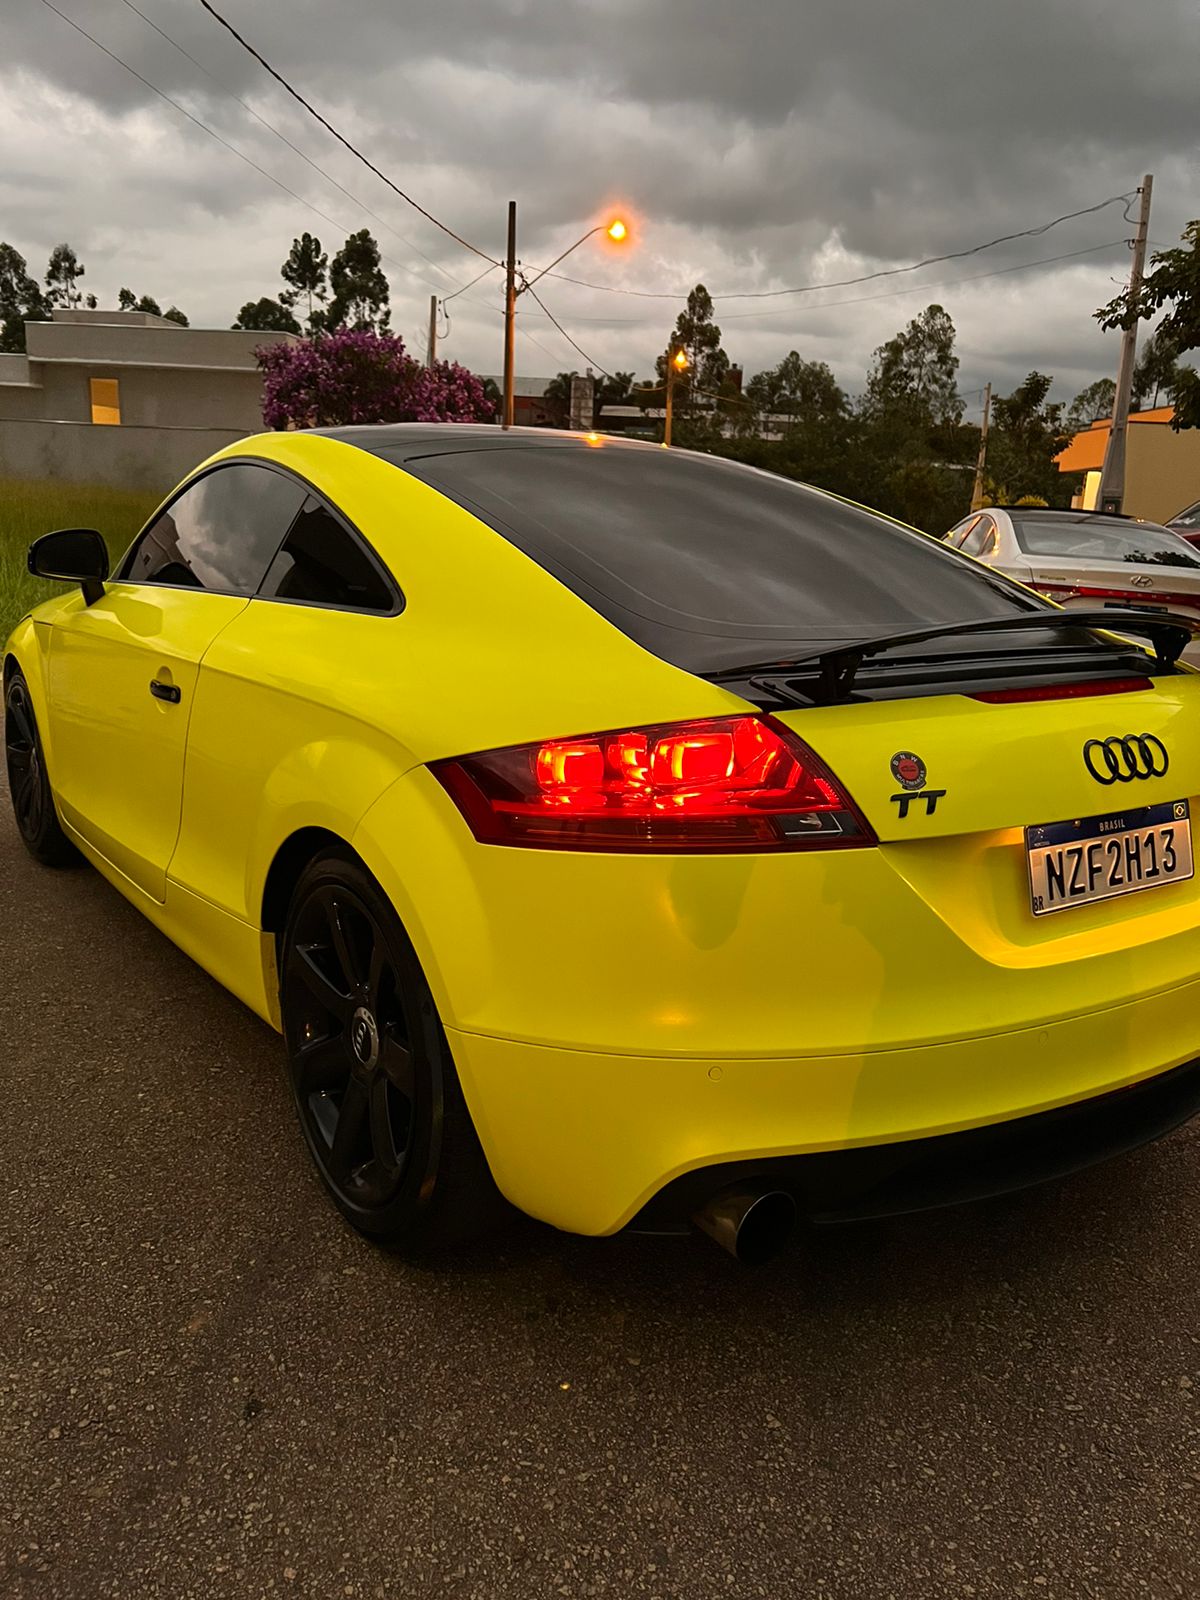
[970, 676, 1154, 704]
[432, 715, 875, 852]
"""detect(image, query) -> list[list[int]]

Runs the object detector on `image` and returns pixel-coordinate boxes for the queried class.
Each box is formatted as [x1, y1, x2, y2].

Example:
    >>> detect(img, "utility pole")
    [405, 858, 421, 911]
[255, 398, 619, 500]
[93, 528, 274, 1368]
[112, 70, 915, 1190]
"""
[970, 382, 992, 511]
[1096, 174, 1153, 514]
[426, 294, 438, 368]
[664, 347, 687, 447]
[502, 200, 517, 430]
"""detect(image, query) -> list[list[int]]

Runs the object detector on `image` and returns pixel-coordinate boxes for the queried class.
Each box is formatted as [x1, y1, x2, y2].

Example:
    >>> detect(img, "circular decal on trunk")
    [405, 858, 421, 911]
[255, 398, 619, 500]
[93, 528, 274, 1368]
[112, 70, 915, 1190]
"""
[890, 750, 926, 791]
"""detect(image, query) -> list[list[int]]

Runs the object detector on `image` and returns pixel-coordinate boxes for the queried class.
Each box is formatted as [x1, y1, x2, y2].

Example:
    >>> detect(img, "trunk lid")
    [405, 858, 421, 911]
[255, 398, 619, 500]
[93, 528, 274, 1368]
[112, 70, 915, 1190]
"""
[776, 675, 1200, 845]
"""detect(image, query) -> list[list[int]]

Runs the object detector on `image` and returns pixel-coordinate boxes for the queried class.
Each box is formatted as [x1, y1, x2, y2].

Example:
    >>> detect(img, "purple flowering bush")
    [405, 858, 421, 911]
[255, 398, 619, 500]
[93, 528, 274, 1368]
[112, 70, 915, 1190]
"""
[258, 328, 494, 429]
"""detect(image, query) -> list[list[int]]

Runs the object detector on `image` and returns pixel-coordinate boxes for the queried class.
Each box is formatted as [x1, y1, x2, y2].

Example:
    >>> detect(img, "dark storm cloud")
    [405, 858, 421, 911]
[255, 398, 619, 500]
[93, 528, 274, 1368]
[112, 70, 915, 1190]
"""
[2, 0, 1197, 397]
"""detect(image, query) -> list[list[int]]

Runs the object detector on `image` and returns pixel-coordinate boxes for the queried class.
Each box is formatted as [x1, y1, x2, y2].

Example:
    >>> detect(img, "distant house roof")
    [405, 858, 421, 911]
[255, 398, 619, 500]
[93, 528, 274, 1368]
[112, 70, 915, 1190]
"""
[1056, 406, 1176, 473]
[478, 374, 554, 399]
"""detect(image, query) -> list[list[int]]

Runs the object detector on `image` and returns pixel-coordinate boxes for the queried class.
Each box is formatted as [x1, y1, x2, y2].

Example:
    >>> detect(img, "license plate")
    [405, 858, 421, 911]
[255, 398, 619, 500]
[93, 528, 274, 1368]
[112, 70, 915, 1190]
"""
[1026, 800, 1193, 916]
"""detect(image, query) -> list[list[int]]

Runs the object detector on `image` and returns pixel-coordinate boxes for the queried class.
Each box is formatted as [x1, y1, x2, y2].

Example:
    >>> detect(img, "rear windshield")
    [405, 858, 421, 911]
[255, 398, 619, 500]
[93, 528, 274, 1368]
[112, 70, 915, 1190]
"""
[399, 444, 1044, 673]
[1013, 514, 1200, 568]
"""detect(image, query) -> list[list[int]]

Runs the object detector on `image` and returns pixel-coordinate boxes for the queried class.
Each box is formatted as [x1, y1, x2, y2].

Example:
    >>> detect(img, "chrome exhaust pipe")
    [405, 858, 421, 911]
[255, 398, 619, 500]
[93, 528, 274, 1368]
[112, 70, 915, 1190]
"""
[693, 1186, 798, 1265]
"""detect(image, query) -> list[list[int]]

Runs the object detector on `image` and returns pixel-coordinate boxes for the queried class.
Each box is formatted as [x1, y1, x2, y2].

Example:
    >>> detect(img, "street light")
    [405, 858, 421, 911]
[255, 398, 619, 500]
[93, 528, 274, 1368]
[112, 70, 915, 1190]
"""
[664, 346, 688, 448]
[501, 206, 629, 429]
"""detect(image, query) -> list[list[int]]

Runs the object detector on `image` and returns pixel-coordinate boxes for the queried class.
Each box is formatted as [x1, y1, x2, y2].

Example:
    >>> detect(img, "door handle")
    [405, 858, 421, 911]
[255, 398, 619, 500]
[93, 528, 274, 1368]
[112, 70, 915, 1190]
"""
[149, 679, 182, 704]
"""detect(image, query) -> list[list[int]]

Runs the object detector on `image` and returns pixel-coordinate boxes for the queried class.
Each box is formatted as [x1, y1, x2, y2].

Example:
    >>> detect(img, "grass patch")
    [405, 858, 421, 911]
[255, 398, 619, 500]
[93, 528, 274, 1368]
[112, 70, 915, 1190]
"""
[0, 478, 159, 645]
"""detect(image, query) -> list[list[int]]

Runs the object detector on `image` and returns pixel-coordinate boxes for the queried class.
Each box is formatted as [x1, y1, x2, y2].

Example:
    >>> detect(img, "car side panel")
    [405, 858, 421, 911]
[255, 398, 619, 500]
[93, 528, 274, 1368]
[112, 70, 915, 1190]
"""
[167, 601, 415, 925]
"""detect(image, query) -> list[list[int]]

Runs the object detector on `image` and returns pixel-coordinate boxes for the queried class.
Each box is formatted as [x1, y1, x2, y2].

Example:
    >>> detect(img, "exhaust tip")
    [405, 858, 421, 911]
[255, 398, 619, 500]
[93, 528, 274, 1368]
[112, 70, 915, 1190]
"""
[693, 1186, 798, 1265]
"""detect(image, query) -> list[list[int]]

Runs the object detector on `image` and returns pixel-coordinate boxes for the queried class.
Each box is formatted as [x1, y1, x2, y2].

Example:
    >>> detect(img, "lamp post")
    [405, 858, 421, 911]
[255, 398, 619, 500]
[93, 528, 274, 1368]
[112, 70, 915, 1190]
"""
[664, 346, 688, 447]
[501, 211, 628, 429]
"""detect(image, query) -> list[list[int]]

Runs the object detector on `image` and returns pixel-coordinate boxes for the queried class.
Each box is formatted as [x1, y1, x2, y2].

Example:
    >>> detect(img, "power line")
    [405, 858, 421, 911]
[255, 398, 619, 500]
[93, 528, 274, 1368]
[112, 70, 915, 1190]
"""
[518, 282, 617, 380]
[198, 0, 497, 265]
[35, 0, 452, 299]
[517, 239, 1127, 327]
[533, 193, 1137, 302]
[114, 0, 459, 290]
[718, 238, 1126, 319]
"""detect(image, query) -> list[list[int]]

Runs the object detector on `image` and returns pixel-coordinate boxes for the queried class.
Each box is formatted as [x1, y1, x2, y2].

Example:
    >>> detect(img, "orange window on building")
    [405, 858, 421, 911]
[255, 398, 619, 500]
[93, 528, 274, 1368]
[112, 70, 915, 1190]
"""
[89, 377, 121, 425]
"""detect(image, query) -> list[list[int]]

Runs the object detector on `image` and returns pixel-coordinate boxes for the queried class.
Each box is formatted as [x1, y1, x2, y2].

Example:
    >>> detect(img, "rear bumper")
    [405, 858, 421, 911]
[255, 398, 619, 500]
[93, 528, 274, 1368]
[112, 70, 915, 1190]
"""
[446, 972, 1200, 1236]
[630, 1052, 1200, 1233]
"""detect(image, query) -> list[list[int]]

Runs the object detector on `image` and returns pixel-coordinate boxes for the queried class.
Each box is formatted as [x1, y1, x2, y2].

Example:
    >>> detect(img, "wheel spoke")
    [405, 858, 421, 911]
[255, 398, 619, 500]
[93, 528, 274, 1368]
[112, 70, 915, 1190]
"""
[294, 1034, 349, 1095]
[327, 896, 366, 993]
[379, 1033, 415, 1100]
[328, 1076, 370, 1178]
[368, 1075, 402, 1174]
[7, 691, 35, 751]
[5, 744, 32, 776]
[289, 943, 353, 1024]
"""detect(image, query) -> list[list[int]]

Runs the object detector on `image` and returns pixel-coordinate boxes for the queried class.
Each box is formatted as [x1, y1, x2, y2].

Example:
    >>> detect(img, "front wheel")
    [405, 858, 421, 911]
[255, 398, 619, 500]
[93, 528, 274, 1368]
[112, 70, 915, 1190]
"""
[4, 671, 79, 867]
[279, 852, 508, 1252]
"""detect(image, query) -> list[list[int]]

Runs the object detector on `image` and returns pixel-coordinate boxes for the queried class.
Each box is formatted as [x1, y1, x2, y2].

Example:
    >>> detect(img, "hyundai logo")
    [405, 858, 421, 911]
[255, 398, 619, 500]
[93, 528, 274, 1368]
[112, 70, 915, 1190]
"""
[1083, 734, 1169, 785]
[1130, 574, 1154, 588]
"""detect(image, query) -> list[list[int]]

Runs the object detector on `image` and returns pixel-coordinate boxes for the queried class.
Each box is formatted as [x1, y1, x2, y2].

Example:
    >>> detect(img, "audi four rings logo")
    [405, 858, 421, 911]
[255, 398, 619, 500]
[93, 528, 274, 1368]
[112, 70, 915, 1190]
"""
[1083, 734, 1169, 784]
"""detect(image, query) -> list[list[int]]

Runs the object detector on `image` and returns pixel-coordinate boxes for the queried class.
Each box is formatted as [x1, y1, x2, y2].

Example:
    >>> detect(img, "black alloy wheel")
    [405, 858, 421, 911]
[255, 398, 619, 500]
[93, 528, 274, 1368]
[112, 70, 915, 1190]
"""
[280, 853, 505, 1250]
[4, 672, 78, 867]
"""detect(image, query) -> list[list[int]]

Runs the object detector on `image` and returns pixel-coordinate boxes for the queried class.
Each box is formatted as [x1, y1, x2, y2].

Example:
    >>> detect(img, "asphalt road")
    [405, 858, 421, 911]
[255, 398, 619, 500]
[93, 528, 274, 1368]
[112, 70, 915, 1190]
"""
[2, 778, 1199, 1600]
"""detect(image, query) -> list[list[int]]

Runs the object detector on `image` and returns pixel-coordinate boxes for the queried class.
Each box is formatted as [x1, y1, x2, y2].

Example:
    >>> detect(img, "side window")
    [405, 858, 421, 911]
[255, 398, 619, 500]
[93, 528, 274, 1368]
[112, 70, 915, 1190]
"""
[951, 515, 980, 549]
[259, 496, 395, 612]
[959, 516, 993, 557]
[123, 464, 306, 593]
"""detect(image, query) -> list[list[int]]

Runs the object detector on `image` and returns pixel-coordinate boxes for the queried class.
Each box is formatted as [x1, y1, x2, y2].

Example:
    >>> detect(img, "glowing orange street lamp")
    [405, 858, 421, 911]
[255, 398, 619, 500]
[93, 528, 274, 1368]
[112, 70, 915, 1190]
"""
[664, 346, 689, 448]
[501, 210, 630, 429]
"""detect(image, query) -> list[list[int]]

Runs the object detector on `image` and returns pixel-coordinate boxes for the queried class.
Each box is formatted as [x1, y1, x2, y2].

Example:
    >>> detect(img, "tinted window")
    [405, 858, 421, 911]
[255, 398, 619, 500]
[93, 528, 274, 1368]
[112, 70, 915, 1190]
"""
[124, 464, 306, 592]
[949, 515, 979, 548]
[259, 497, 395, 611]
[1012, 514, 1200, 568]
[1171, 501, 1200, 531]
[401, 444, 1042, 673]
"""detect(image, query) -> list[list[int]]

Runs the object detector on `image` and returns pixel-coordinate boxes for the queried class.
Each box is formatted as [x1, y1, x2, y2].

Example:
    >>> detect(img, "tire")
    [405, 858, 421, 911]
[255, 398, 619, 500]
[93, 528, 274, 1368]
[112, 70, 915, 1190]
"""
[4, 671, 79, 868]
[279, 850, 509, 1252]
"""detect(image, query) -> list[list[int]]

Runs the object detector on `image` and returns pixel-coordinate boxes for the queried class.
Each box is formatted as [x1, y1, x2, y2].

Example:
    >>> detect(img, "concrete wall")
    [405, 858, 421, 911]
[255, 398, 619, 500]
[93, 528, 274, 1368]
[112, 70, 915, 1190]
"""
[0, 418, 254, 496]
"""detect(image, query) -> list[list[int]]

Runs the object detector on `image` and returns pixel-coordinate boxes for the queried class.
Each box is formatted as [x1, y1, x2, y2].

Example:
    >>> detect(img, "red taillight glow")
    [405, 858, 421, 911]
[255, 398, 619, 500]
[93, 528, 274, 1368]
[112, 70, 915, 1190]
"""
[432, 715, 875, 852]
[970, 676, 1154, 704]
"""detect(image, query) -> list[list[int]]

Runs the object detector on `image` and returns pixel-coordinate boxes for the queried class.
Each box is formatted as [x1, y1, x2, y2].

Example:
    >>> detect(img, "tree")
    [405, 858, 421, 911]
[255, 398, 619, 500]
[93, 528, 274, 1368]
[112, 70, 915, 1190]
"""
[44, 243, 85, 309]
[280, 232, 328, 332]
[659, 280, 732, 398]
[595, 370, 634, 418]
[257, 328, 493, 428]
[542, 371, 577, 426]
[233, 296, 301, 333]
[118, 287, 137, 311]
[863, 304, 963, 427]
[0, 243, 49, 352]
[1097, 220, 1200, 429]
[745, 352, 846, 427]
[163, 305, 189, 327]
[1065, 377, 1116, 433]
[325, 230, 389, 332]
[136, 294, 162, 317]
[1131, 328, 1181, 411]
[984, 371, 1070, 506]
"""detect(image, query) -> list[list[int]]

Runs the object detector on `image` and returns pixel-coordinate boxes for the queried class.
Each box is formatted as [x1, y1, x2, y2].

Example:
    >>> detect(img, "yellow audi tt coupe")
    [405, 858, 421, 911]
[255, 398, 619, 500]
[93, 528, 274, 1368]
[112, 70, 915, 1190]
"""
[7, 426, 1200, 1263]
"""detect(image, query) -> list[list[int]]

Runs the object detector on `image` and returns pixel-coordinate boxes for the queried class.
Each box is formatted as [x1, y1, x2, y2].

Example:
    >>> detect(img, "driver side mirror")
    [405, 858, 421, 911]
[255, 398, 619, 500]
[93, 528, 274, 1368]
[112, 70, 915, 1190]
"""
[28, 528, 109, 607]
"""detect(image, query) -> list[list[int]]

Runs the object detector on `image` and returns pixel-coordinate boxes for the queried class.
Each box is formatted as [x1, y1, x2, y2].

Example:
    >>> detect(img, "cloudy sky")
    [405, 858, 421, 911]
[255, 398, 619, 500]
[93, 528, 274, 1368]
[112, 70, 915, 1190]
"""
[4, 0, 1198, 409]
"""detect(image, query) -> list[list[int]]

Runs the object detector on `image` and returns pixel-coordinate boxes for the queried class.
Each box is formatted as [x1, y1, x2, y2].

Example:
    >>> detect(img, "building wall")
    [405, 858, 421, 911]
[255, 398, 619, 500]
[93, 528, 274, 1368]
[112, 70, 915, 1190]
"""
[1127, 426, 1200, 523]
[26, 362, 269, 430]
[0, 418, 251, 495]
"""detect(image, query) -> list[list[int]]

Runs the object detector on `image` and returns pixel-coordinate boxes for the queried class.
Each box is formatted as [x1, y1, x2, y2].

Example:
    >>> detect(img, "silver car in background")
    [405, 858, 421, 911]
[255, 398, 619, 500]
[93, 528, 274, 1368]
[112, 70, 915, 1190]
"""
[943, 508, 1200, 632]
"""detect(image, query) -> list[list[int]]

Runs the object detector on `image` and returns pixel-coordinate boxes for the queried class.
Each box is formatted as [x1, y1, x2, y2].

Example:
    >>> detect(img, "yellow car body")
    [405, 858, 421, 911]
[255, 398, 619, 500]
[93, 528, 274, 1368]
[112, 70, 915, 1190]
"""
[7, 427, 1200, 1248]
